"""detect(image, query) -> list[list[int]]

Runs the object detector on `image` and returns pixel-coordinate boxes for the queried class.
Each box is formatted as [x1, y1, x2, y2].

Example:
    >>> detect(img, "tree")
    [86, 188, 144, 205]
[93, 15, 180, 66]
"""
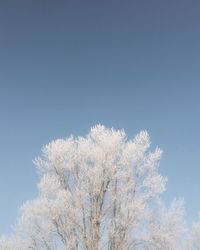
[187, 217, 200, 250]
[145, 198, 186, 250]
[0, 125, 193, 249]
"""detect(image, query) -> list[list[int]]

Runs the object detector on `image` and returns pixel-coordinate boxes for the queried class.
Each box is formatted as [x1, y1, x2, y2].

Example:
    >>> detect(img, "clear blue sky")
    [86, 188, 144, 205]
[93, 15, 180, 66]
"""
[0, 0, 200, 234]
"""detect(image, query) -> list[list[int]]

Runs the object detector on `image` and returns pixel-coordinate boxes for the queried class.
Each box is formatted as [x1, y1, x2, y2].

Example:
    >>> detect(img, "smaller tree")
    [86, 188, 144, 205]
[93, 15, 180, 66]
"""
[187, 217, 200, 250]
[146, 198, 186, 249]
[0, 235, 29, 250]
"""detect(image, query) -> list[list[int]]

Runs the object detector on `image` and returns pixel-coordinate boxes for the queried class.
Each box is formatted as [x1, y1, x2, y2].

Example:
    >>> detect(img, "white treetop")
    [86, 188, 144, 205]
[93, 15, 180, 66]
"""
[0, 125, 199, 249]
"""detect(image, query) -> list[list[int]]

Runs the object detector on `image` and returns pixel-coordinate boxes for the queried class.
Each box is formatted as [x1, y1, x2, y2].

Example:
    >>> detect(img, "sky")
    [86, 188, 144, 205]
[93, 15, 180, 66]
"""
[0, 0, 200, 235]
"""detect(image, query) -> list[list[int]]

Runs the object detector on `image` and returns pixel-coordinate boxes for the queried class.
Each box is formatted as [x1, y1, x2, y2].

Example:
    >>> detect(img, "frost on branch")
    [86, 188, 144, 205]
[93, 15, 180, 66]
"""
[1, 125, 191, 250]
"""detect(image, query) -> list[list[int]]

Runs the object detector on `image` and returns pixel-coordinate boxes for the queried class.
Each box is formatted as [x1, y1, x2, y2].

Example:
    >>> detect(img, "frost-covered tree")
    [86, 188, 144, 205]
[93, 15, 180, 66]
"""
[145, 198, 186, 250]
[0, 125, 194, 249]
[186, 217, 200, 250]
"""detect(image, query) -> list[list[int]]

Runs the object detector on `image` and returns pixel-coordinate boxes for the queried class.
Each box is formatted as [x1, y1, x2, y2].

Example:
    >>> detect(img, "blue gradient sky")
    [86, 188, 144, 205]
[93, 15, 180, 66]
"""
[0, 0, 200, 234]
